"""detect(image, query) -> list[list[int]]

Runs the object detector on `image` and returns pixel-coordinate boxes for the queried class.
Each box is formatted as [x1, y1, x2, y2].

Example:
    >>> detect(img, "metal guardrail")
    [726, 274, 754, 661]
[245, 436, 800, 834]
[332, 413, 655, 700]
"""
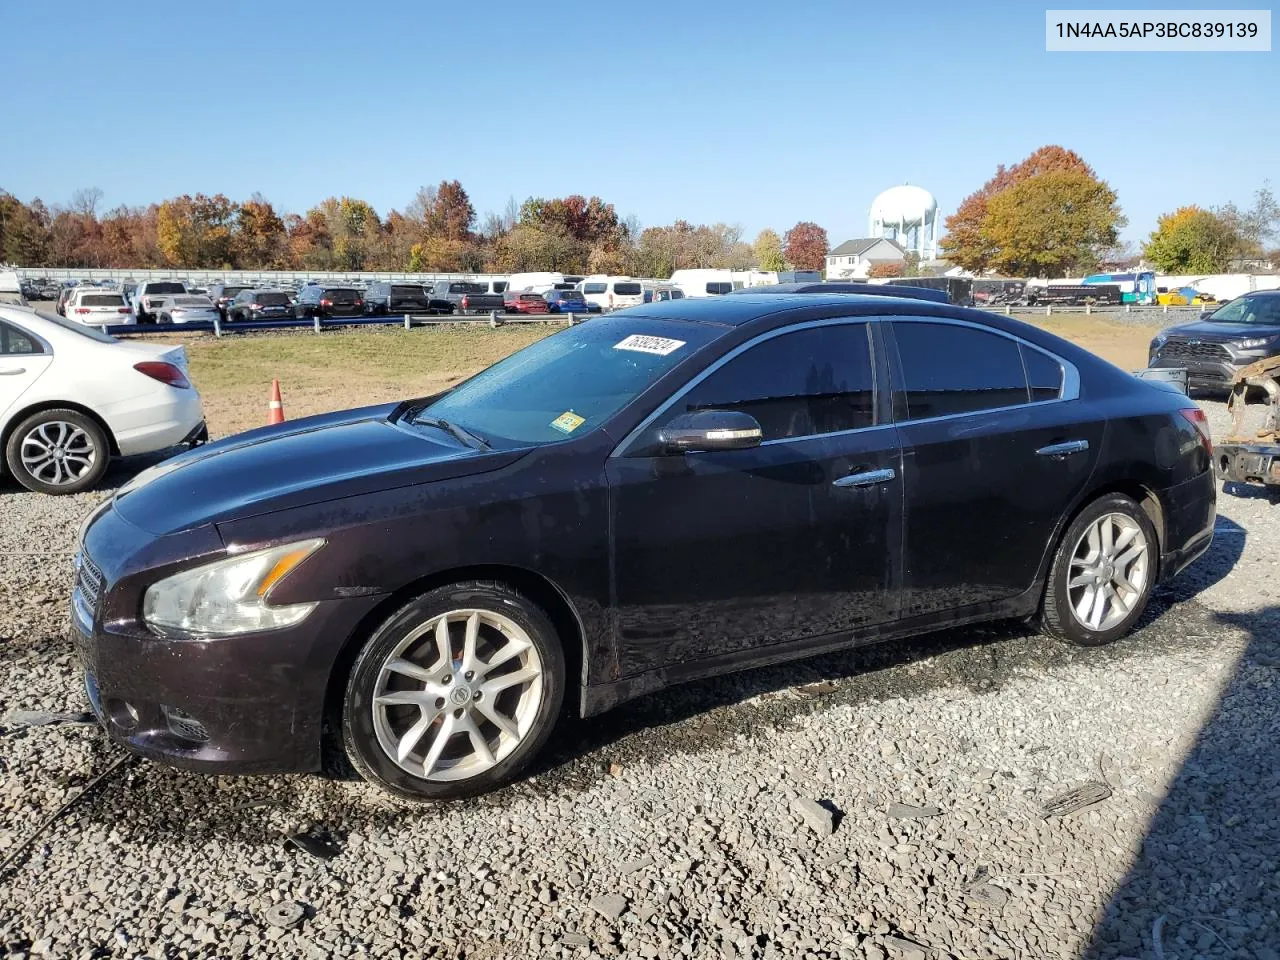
[99, 311, 585, 336]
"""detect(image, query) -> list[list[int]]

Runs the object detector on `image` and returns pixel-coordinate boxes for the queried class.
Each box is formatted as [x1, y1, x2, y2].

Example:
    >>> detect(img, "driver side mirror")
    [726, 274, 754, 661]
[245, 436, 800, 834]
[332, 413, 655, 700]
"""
[658, 410, 763, 454]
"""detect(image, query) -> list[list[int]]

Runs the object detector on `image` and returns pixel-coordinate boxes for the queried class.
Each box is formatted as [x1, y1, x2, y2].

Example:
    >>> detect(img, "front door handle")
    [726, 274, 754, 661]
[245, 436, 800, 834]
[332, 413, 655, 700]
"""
[833, 467, 896, 488]
[0, 367, 26, 376]
[1036, 439, 1089, 458]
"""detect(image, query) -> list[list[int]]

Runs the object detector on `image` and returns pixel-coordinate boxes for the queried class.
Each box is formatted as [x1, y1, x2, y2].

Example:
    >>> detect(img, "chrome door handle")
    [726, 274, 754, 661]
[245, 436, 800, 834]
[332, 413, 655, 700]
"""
[1036, 440, 1089, 458]
[833, 467, 896, 488]
[0, 367, 26, 376]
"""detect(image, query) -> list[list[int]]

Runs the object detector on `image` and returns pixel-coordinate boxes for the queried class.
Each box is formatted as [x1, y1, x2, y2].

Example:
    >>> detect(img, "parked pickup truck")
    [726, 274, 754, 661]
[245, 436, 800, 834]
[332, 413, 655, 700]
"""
[426, 280, 506, 316]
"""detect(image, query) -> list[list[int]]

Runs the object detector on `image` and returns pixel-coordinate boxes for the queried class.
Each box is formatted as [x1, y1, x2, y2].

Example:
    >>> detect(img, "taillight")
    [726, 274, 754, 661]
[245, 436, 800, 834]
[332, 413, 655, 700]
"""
[117, 307, 131, 313]
[354, 298, 363, 306]
[134, 361, 191, 389]
[1178, 407, 1213, 456]
[320, 299, 333, 307]
[74, 307, 90, 314]
[250, 303, 262, 310]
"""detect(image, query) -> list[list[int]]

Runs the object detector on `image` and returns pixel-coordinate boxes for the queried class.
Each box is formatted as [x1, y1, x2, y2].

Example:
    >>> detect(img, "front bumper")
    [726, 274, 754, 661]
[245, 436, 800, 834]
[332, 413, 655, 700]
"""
[71, 505, 384, 775]
[71, 592, 378, 774]
[1147, 355, 1238, 391]
[1215, 441, 1280, 487]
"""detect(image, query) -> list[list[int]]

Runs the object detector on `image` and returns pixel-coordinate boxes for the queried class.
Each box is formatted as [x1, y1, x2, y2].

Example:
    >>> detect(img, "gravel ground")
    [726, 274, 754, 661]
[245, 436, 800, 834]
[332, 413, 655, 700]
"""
[1, 398, 1277, 960]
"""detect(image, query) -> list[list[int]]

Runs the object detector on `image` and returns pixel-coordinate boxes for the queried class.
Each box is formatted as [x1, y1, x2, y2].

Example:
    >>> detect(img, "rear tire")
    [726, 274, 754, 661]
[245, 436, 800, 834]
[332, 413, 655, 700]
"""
[342, 581, 565, 802]
[1041, 493, 1157, 646]
[5, 408, 110, 495]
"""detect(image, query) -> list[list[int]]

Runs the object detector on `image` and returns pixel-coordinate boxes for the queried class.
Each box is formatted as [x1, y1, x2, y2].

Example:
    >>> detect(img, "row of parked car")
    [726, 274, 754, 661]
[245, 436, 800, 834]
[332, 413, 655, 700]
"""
[26, 275, 686, 326]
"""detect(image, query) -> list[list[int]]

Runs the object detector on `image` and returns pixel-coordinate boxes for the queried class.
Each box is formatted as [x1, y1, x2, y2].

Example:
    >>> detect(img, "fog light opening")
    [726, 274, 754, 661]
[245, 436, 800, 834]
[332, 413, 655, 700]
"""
[162, 705, 210, 743]
[106, 698, 139, 731]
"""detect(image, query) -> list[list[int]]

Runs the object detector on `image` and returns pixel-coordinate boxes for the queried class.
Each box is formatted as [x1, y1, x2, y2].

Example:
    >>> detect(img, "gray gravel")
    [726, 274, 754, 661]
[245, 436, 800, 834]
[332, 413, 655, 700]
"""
[1, 398, 1278, 959]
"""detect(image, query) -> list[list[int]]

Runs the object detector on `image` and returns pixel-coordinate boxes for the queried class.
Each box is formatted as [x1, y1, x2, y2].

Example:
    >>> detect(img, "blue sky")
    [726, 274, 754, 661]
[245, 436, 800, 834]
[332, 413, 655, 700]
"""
[4, 0, 1275, 245]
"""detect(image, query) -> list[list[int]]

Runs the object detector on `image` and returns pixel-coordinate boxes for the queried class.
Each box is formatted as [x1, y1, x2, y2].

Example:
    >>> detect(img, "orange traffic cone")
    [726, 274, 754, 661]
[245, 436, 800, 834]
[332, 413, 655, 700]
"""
[268, 379, 285, 425]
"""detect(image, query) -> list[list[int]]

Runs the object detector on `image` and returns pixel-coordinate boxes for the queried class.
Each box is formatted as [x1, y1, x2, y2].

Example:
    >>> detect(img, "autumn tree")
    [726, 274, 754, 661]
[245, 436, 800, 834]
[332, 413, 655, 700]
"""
[753, 229, 785, 271]
[157, 194, 238, 267]
[783, 222, 828, 271]
[982, 169, 1124, 277]
[1144, 206, 1242, 273]
[232, 195, 287, 268]
[868, 261, 904, 278]
[942, 146, 1102, 273]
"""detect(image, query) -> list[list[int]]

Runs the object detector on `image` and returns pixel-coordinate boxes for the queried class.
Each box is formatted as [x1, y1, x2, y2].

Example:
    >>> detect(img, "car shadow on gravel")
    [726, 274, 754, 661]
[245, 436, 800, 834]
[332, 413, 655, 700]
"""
[515, 515, 1248, 799]
[1085, 602, 1280, 958]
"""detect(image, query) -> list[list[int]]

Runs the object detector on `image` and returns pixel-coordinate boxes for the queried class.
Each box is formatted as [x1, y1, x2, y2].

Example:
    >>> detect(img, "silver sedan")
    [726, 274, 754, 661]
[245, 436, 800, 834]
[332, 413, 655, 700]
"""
[155, 295, 221, 325]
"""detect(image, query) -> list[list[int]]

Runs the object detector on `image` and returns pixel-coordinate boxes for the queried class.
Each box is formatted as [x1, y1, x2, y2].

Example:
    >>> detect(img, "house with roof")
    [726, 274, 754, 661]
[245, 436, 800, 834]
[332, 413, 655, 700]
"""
[825, 238, 906, 280]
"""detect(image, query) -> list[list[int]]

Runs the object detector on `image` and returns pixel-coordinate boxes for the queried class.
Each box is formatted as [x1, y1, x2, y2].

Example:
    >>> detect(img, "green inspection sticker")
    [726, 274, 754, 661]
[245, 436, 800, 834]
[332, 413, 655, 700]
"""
[550, 411, 586, 434]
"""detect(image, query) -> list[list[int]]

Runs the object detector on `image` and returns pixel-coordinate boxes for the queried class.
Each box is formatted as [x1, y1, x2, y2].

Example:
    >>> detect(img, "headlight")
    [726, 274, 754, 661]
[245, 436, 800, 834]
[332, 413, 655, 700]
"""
[1237, 337, 1270, 349]
[143, 538, 325, 637]
[1150, 334, 1168, 348]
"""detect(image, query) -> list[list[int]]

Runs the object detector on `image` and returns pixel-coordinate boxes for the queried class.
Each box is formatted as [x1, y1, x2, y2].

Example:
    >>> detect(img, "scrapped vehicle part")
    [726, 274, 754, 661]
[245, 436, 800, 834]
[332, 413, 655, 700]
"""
[1216, 354, 1280, 491]
[264, 901, 306, 929]
[283, 830, 340, 861]
[1039, 781, 1112, 819]
[3, 709, 94, 730]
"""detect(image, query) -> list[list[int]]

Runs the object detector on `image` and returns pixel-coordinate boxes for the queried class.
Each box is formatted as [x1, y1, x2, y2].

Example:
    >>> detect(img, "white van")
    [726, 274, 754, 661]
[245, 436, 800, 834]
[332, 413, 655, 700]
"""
[668, 269, 744, 298]
[579, 275, 645, 311]
[642, 282, 685, 304]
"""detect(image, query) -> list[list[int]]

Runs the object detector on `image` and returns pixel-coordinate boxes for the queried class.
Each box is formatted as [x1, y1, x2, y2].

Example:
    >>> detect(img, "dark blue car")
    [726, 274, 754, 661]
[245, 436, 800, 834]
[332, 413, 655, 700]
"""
[543, 289, 592, 314]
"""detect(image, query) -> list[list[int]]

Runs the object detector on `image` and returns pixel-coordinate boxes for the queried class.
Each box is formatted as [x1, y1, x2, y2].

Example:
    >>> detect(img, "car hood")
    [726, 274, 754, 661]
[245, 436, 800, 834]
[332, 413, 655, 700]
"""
[112, 402, 527, 536]
[1162, 318, 1280, 342]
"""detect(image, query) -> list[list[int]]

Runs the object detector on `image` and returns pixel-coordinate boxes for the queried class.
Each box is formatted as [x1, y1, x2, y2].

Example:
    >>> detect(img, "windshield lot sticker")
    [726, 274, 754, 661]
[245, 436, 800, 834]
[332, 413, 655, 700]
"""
[550, 411, 586, 434]
[614, 334, 686, 356]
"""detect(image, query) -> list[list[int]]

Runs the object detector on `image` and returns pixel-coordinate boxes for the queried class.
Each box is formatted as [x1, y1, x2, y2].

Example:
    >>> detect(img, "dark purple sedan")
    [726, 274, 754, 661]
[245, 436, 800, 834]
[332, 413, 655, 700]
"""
[72, 293, 1216, 801]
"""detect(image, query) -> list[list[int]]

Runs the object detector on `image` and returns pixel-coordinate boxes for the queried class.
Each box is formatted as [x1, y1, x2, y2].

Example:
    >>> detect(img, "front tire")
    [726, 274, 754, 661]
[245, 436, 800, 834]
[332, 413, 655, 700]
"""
[342, 581, 565, 801]
[1041, 493, 1157, 646]
[5, 409, 110, 495]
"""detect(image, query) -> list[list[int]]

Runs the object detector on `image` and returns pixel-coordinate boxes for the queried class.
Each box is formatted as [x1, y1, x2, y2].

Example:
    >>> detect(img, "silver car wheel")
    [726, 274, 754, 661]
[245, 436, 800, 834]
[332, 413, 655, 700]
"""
[372, 608, 544, 782]
[20, 421, 97, 486]
[1067, 512, 1150, 632]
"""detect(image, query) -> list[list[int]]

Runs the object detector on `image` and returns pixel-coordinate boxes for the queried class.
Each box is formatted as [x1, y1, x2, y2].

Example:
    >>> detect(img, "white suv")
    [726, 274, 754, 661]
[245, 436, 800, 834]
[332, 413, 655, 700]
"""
[132, 281, 188, 323]
[64, 287, 136, 326]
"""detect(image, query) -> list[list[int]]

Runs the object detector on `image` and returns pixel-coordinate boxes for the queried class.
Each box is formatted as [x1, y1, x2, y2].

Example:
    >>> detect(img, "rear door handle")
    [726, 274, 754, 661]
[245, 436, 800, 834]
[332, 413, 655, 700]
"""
[833, 467, 896, 488]
[1036, 440, 1089, 458]
[0, 367, 26, 376]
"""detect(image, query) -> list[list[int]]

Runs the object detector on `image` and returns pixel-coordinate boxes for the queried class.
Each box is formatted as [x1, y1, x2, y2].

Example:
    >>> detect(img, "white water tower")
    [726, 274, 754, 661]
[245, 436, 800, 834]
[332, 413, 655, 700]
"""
[869, 184, 939, 260]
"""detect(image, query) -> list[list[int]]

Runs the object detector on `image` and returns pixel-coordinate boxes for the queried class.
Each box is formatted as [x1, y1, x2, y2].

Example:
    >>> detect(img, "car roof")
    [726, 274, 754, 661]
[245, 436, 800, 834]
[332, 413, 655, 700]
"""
[729, 282, 950, 304]
[621, 293, 969, 327]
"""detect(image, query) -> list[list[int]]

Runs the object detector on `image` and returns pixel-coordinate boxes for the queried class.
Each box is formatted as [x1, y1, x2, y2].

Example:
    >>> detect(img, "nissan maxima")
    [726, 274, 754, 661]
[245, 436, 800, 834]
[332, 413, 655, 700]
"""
[71, 294, 1216, 801]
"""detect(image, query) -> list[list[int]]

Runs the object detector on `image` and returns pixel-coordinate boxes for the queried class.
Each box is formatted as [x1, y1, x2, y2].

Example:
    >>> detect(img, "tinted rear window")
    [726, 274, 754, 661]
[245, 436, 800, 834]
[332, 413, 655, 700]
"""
[613, 283, 642, 296]
[257, 293, 290, 306]
[892, 321, 1029, 419]
[174, 296, 213, 307]
[220, 286, 248, 297]
[81, 294, 125, 307]
[705, 282, 732, 295]
[392, 285, 427, 297]
[450, 282, 484, 294]
[583, 283, 607, 294]
[146, 282, 186, 294]
[326, 288, 359, 299]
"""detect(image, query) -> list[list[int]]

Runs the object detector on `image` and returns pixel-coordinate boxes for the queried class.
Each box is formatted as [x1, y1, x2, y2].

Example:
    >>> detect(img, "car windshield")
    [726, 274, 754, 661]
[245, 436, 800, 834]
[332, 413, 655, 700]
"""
[1203, 295, 1280, 325]
[34, 309, 117, 343]
[418, 317, 724, 447]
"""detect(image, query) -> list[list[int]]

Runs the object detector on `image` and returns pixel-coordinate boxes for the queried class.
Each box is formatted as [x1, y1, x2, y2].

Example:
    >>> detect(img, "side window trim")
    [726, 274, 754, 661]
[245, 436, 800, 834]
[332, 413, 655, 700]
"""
[611, 316, 890, 458]
[883, 316, 1079, 427]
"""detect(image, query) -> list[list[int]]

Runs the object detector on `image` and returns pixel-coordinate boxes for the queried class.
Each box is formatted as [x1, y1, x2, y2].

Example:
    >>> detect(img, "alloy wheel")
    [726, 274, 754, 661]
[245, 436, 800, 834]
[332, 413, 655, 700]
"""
[20, 421, 97, 487]
[1067, 512, 1150, 632]
[371, 609, 544, 782]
